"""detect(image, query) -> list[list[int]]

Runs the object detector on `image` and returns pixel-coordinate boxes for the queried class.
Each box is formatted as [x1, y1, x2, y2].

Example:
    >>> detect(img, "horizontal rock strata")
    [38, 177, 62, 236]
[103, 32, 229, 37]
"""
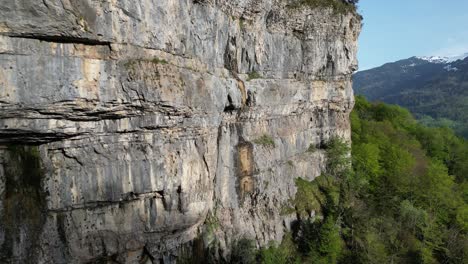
[0, 0, 360, 263]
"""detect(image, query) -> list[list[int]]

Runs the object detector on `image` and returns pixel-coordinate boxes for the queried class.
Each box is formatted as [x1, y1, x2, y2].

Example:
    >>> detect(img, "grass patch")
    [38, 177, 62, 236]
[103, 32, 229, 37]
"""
[280, 203, 296, 216]
[150, 57, 168, 65]
[254, 134, 275, 148]
[247, 71, 262, 81]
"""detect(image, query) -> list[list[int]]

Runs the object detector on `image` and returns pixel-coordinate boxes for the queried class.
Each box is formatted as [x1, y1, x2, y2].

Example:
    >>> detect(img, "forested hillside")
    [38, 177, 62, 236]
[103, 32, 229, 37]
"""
[353, 56, 468, 138]
[229, 96, 468, 264]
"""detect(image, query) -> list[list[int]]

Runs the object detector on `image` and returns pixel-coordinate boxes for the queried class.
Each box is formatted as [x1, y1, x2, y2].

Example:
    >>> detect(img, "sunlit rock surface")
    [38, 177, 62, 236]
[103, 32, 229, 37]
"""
[0, 0, 360, 263]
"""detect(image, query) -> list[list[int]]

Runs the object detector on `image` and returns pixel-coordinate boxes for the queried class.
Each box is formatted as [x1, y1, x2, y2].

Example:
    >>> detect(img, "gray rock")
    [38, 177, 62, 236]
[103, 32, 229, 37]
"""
[0, 0, 361, 263]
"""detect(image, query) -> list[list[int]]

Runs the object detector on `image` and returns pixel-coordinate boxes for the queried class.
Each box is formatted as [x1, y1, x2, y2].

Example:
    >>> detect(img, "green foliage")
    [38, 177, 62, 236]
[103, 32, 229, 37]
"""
[361, 233, 385, 263]
[150, 57, 168, 65]
[347, 96, 467, 263]
[253, 135, 275, 148]
[259, 234, 299, 264]
[247, 71, 262, 81]
[399, 200, 429, 234]
[223, 96, 466, 263]
[352, 142, 380, 184]
[290, 137, 350, 263]
[204, 211, 220, 235]
[324, 136, 351, 177]
[280, 203, 296, 216]
[266, 96, 467, 264]
[456, 204, 468, 232]
[231, 238, 257, 264]
[293, 177, 325, 217]
[315, 217, 343, 263]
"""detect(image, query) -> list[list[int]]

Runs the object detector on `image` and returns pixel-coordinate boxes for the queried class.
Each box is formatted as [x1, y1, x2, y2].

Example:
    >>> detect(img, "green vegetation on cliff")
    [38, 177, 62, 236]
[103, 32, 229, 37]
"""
[254, 135, 276, 148]
[234, 96, 468, 263]
[287, 0, 359, 14]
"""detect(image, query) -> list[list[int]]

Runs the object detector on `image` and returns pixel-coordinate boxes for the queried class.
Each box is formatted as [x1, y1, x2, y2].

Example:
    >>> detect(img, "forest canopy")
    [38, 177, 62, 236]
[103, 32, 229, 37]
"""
[233, 96, 468, 264]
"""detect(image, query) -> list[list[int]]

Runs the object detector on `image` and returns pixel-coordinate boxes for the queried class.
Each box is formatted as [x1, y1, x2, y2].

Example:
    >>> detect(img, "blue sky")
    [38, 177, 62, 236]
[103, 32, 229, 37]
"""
[357, 0, 468, 70]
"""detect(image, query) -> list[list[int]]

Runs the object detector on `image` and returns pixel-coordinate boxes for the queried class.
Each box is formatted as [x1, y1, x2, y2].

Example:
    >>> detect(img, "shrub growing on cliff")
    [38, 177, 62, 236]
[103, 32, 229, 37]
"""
[247, 71, 262, 81]
[254, 135, 276, 148]
[293, 177, 325, 217]
[150, 57, 168, 64]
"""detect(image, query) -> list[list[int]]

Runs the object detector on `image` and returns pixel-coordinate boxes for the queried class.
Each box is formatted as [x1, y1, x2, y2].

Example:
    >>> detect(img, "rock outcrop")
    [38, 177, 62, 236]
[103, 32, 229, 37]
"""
[0, 0, 360, 263]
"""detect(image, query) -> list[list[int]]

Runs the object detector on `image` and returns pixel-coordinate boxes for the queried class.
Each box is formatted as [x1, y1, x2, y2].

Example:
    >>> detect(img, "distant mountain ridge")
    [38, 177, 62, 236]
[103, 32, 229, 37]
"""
[417, 52, 468, 64]
[353, 53, 468, 138]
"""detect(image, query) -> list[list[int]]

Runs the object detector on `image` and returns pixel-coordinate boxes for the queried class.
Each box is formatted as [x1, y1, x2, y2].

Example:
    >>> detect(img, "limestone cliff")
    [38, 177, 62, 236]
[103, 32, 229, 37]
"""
[0, 0, 360, 263]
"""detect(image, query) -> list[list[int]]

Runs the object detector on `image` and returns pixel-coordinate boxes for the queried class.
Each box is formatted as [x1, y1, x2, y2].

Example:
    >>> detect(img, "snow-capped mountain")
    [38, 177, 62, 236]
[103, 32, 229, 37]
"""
[417, 52, 468, 64]
[353, 52, 468, 137]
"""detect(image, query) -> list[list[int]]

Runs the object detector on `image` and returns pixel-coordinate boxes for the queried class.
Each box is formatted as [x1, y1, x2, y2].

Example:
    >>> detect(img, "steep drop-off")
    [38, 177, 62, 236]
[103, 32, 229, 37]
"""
[0, 0, 360, 263]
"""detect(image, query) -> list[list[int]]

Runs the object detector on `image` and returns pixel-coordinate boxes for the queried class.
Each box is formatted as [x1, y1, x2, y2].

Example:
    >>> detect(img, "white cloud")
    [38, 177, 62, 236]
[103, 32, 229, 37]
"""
[433, 43, 468, 57]
[430, 33, 468, 57]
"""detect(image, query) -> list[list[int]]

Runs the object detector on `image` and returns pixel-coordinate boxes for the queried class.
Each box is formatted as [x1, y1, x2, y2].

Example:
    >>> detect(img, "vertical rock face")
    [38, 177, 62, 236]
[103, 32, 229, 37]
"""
[0, 0, 360, 263]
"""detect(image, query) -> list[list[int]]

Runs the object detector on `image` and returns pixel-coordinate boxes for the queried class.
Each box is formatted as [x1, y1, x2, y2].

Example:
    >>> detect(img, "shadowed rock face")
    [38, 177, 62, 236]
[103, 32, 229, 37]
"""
[0, 0, 360, 263]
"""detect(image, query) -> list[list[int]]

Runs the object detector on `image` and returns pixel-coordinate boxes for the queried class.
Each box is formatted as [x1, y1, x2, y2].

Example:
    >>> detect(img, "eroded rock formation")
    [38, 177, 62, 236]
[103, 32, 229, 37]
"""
[0, 0, 360, 263]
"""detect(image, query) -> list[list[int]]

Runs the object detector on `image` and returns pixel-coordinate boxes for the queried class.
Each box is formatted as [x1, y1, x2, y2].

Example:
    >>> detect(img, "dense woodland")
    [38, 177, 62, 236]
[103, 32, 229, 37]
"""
[229, 96, 467, 264]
